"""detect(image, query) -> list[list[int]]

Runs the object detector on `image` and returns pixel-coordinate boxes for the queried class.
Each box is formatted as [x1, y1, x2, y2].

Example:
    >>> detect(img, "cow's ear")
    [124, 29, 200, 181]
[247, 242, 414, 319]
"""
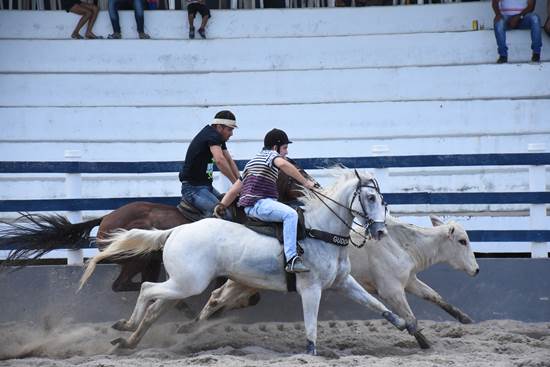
[448, 225, 455, 238]
[430, 215, 444, 227]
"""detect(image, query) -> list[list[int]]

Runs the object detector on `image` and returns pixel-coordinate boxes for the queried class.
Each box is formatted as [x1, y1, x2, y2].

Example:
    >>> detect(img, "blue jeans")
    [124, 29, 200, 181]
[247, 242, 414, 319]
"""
[181, 181, 222, 217]
[108, 0, 145, 34]
[494, 13, 542, 57]
[245, 198, 299, 261]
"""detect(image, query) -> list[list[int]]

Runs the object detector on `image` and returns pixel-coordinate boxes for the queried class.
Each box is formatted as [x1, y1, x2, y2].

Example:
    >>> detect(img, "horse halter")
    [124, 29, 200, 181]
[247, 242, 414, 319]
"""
[309, 169, 387, 248]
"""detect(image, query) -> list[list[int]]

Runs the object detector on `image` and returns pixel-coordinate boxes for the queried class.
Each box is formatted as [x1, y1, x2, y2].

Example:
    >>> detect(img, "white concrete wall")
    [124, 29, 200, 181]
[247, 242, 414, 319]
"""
[0, 3, 548, 254]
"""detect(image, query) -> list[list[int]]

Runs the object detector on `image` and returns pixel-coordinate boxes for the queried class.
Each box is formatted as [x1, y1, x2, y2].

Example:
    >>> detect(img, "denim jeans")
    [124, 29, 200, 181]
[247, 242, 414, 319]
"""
[181, 181, 222, 218]
[108, 0, 145, 34]
[245, 198, 299, 261]
[494, 13, 542, 57]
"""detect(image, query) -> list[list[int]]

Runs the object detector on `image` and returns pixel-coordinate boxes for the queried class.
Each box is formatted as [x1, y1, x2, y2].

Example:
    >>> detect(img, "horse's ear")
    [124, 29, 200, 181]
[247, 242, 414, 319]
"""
[430, 215, 445, 227]
[354, 168, 361, 181]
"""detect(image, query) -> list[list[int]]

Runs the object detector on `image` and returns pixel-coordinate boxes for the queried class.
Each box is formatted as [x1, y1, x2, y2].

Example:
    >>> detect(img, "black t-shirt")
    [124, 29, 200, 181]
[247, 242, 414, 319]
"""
[179, 125, 227, 185]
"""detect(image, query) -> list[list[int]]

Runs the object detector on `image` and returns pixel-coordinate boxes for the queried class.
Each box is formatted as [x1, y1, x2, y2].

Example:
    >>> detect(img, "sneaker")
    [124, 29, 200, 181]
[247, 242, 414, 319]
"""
[198, 28, 206, 39]
[107, 32, 121, 39]
[139, 32, 151, 40]
[496, 55, 508, 64]
[189, 27, 195, 39]
[531, 53, 541, 63]
[285, 256, 310, 273]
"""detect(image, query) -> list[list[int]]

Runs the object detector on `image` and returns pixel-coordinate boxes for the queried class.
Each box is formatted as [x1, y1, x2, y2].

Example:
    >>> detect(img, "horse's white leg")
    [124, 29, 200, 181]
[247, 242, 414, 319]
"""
[111, 298, 178, 350]
[112, 281, 158, 332]
[334, 275, 407, 331]
[299, 285, 322, 355]
[405, 277, 473, 324]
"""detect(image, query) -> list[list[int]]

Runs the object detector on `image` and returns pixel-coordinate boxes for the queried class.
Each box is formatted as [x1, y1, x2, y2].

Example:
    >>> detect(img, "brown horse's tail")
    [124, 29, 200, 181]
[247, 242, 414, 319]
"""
[78, 227, 176, 292]
[0, 213, 103, 268]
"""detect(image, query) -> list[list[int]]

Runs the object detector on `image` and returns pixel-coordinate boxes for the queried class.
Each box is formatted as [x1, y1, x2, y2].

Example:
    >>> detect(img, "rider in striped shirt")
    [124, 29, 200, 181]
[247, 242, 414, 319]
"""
[214, 129, 316, 273]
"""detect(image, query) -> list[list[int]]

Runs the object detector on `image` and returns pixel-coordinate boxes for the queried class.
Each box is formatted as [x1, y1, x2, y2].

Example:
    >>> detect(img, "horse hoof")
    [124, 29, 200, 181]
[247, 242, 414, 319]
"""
[413, 330, 431, 349]
[306, 339, 316, 355]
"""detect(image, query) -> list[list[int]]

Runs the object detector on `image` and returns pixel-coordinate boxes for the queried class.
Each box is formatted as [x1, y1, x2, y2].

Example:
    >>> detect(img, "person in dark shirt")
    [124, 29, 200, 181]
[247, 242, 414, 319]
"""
[179, 110, 240, 217]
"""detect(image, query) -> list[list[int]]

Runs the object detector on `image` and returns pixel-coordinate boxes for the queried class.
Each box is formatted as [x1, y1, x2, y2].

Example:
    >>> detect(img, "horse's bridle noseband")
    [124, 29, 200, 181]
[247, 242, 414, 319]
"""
[309, 169, 387, 248]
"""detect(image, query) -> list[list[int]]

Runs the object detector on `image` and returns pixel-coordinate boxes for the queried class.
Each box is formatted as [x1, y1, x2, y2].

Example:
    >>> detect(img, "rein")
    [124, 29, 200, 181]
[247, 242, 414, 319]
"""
[307, 170, 386, 248]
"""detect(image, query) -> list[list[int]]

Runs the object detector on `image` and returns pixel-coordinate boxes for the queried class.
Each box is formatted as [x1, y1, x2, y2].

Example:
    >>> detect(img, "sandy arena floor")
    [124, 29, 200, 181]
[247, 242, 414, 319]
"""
[1, 318, 549, 367]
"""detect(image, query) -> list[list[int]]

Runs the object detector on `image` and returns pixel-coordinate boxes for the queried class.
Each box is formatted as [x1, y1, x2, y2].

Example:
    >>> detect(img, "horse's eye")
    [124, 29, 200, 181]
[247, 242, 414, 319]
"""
[458, 239, 467, 246]
[367, 195, 376, 202]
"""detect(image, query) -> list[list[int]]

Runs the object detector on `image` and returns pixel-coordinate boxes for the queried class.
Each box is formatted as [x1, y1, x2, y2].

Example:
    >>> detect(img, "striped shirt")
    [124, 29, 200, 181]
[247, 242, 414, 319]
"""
[499, 0, 528, 15]
[237, 150, 281, 207]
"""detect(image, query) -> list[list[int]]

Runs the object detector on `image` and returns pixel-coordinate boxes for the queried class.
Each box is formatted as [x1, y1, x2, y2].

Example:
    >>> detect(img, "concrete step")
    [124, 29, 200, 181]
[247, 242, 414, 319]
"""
[1, 99, 548, 161]
[2, 99, 548, 142]
[2, 31, 548, 73]
[0, 3, 495, 40]
[1, 63, 548, 107]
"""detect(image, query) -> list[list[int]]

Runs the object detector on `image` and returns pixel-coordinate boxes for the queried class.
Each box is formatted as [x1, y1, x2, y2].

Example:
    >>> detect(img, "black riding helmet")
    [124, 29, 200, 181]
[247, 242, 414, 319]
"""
[264, 129, 293, 151]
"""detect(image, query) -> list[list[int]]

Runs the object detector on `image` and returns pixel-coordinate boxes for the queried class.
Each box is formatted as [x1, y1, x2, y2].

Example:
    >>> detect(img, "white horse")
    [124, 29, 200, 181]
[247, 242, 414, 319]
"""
[79, 170, 410, 354]
[191, 215, 480, 349]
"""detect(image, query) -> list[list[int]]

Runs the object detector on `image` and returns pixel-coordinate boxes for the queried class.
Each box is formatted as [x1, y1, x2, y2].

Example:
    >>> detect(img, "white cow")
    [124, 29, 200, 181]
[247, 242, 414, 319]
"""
[188, 215, 479, 349]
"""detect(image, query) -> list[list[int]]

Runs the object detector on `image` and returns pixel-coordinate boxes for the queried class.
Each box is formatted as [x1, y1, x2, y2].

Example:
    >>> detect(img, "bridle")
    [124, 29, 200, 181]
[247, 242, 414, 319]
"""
[308, 169, 387, 248]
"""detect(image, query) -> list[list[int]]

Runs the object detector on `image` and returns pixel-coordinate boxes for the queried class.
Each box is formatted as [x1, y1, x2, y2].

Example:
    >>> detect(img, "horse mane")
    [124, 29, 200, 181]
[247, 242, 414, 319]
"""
[301, 166, 373, 212]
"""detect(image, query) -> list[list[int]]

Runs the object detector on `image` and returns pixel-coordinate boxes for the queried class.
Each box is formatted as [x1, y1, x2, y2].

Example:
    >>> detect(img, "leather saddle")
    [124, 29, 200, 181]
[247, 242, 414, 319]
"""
[177, 198, 306, 248]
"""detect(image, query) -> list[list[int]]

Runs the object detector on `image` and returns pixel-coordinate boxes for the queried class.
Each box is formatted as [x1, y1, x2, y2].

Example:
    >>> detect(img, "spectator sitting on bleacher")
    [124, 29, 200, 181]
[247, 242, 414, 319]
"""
[187, 0, 210, 39]
[61, 0, 102, 39]
[492, 0, 542, 63]
[107, 0, 151, 39]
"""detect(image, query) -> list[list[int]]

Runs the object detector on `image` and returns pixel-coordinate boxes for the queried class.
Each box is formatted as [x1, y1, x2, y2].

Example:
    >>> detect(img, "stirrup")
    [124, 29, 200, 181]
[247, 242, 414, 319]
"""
[285, 256, 310, 273]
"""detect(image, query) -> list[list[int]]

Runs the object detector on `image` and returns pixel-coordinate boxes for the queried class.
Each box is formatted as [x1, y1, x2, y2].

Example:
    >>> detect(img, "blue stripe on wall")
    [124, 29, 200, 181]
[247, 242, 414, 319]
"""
[1, 153, 549, 173]
[1, 192, 548, 212]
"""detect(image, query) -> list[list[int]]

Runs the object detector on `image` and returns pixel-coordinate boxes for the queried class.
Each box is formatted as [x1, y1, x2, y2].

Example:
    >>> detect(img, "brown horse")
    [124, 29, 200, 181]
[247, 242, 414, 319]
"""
[0, 159, 317, 292]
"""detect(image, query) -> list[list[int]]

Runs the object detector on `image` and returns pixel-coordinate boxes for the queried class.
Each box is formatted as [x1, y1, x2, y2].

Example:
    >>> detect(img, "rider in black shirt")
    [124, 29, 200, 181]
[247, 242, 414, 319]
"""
[179, 110, 240, 217]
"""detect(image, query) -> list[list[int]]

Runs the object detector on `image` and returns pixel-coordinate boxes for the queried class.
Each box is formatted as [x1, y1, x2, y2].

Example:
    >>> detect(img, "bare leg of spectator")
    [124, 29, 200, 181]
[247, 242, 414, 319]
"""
[80, 2, 101, 39]
[69, 4, 92, 39]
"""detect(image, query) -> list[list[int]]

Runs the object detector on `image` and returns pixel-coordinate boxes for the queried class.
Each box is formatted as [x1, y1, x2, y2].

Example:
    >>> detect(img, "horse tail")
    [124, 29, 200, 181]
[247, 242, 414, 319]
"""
[78, 227, 176, 292]
[0, 213, 103, 266]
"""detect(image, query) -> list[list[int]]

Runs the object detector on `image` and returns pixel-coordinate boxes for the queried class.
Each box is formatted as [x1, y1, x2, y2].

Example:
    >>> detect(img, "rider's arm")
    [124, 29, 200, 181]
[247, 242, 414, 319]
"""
[210, 145, 239, 183]
[274, 157, 315, 189]
[219, 179, 242, 207]
[223, 149, 240, 183]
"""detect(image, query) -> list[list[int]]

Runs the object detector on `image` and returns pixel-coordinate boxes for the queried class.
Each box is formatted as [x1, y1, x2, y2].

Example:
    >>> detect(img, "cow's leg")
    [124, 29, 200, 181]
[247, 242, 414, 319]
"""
[377, 284, 430, 349]
[406, 276, 473, 324]
[177, 279, 260, 333]
[334, 275, 407, 331]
